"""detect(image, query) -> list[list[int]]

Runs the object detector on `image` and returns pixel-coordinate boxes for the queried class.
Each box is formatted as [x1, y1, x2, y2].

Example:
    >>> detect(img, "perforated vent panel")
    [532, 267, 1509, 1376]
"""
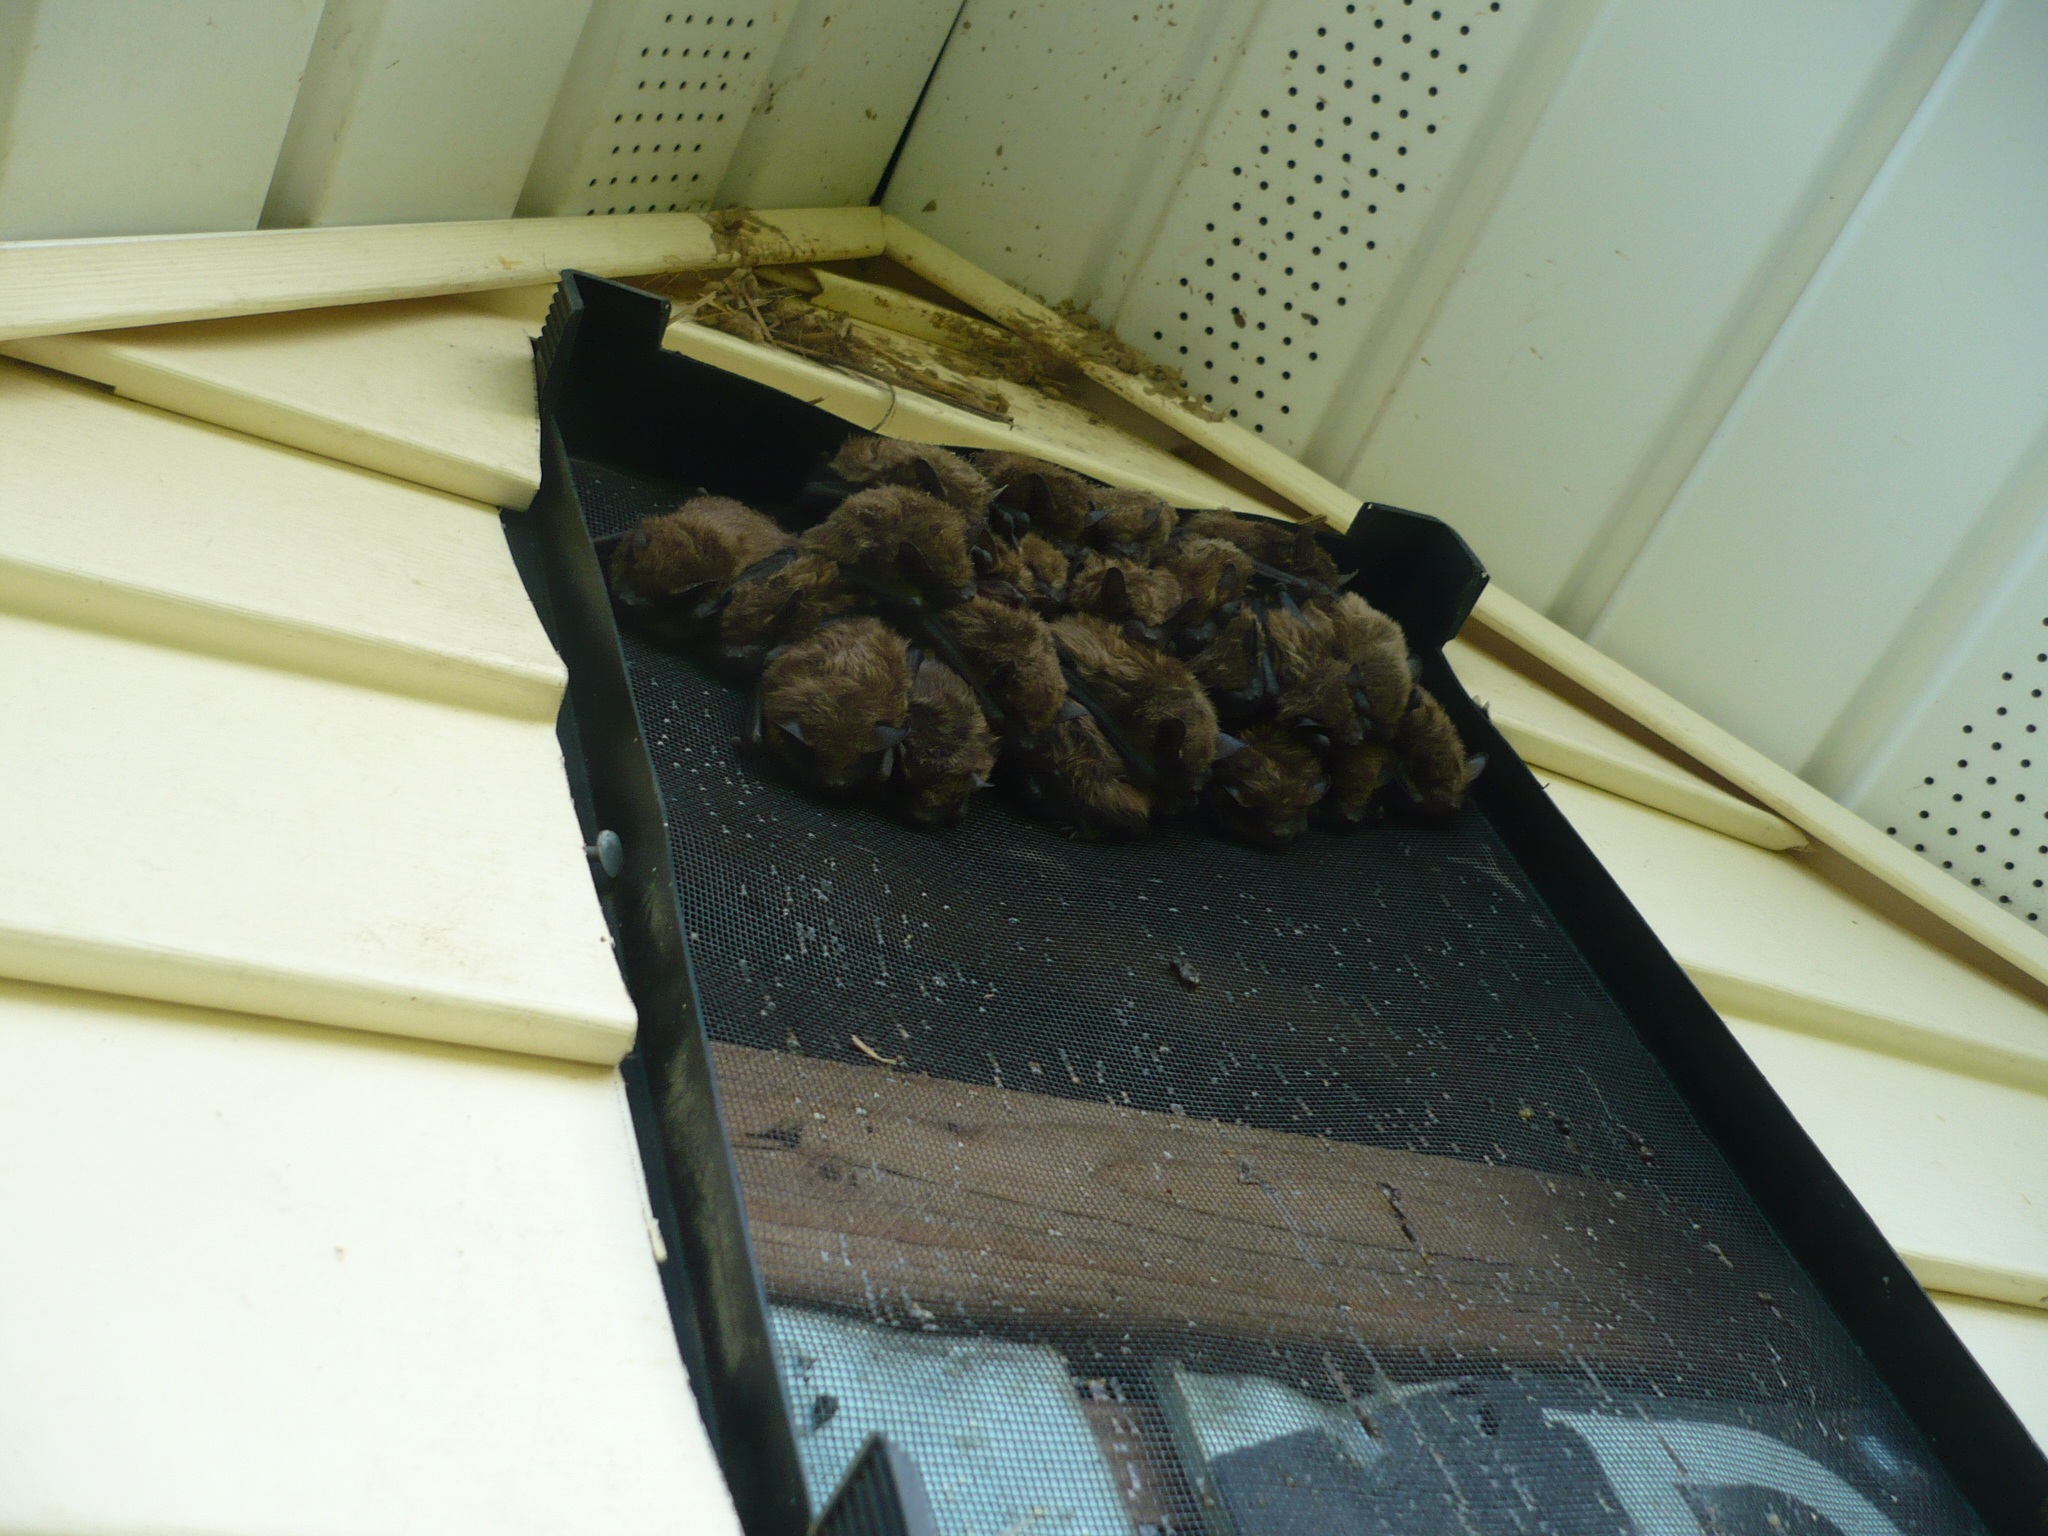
[1112, 0, 1535, 456]
[523, 2, 791, 217]
[1861, 563, 2048, 926]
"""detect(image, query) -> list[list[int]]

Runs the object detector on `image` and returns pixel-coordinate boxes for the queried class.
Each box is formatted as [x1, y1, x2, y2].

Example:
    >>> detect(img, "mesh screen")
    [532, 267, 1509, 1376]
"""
[572, 460, 1985, 1536]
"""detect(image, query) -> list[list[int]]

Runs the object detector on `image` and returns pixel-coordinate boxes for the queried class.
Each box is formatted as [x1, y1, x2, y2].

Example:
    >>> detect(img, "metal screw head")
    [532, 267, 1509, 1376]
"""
[587, 829, 624, 880]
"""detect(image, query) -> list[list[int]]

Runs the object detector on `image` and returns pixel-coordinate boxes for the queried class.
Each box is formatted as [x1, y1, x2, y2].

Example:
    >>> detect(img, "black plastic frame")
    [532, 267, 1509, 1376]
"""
[511, 270, 2048, 1536]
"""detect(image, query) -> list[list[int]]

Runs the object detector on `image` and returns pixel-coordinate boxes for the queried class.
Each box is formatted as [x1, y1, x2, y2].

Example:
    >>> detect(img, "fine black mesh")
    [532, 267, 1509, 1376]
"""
[572, 459, 1984, 1536]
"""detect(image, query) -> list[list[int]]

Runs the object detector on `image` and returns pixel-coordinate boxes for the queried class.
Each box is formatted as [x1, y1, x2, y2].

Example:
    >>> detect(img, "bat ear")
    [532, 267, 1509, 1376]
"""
[1085, 505, 1110, 526]
[1335, 568, 1357, 590]
[777, 718, 807, 745]
[1293, 527, 1319, 565]
[1024, 474, 1054, 525]
[1464, 752, 1489, 784]
[1058, 698, 1089, 722]
[1214, 732, 1247, 759]
[870, 724, 910, 750]
[970, 543, 996, 575]
[898, 539, 942, 593]
[910, 457, 946, 497]
[1407, 652, 1424, 683]
[1217, 563, 1244, 600]
[1407, 685, 1423, 715]
[970, 774, 994, 791]
[1100, 564, 1129, 613]
[1225, 783, 1251, 806]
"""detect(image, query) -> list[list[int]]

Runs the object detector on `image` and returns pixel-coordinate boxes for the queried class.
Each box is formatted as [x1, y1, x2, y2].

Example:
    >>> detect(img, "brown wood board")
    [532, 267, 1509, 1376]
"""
[708, 1042, 1741, 1368]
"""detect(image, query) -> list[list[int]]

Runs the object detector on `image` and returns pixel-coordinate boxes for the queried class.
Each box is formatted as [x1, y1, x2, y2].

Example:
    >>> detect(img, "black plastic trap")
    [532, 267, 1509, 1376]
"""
[507, 271, 2045, 1536]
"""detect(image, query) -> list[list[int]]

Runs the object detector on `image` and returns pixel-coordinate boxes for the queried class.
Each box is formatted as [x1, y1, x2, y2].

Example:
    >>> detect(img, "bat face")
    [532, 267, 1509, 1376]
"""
[608, 496, 795, 642]
[829, 437, 990, 513]
[885, 654, 998, 826]
[753, 617, 912, 792]
[973, 451, 1095, 544]
[804, 485, 979, 611]
[1085, 487, 1178, 562]
[1204, 724, 1330, 847]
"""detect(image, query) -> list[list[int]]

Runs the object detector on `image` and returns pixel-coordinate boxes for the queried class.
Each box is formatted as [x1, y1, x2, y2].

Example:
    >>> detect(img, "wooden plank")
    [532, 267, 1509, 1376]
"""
[1724, 1016, 2048, 1314]
[1479, 587, 2048, 1007]
[0, 206, 885, 342]
[0, 613, 635, 1064]
[4, 295, 546, 511]
[1543, 776, 2048, 1095]
[0, 977, 734, 1536]
[712, 1042, 1737, 1366]
[1446, 638, 1804, 851]
[662, 318, 1296, 520]
[0, 362, 562, 719]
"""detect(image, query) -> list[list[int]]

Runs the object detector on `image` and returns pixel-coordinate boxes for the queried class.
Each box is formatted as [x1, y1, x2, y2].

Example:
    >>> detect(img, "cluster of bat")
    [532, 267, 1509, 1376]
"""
[603, 438, 1483, 846]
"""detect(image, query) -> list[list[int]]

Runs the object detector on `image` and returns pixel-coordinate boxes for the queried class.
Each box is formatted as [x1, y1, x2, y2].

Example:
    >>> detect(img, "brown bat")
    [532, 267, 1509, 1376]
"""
[882, 650, 998, 827]
[715, 551, 855, 676]
[967, 531, 1068, 613]
[1066, 551, 1186, 641]
[930, 597, 1067, 741]
[607, 495, 794, 644]
[1182, 509, 1344, 598]
[1050, 613, 1219, 813]
[804, 484, 978, 612]
[1321, 739, 1400, 827]
[826, 437, 990, 513]
[1188, 607, 1279, 723]
[1084, 486, 1178, 562]
[1263, 600, 1366, 748]
[972, 451, 1096, 545]
[1204, 723, 1330, 848]
[1388, 688, 1486, 817]
[751, 617, 911, 792]
[1156, 534, 1253, 649]
[1326, 593, 1418, 741]
[1015, 710, 1155, 837]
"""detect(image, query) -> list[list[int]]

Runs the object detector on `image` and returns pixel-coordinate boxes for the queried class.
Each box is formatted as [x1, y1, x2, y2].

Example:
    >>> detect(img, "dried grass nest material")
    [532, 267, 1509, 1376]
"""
[603, 437, 1483, 845]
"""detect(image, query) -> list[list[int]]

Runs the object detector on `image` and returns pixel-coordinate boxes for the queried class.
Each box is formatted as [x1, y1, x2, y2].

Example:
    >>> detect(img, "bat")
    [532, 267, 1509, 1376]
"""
[751, 617, 912, 792]
[1156, 534, 1253, 651]
[1387, 688, 1487, 817]
[606, 495, 794, 644]
[1066, 551, 1187, 642]
[1050, 613, 1219, 814]
[1014, 710, 1155, 837]
[823, 436, 990, 513]
[881, 650, 998, 827]
[1084, 486, 1178, 562]
[804, 484, 979, 612]
[1203, 723, 1330, 848]
[1182, 509, 1345, 599]
[1325, 593, 1417, 741]
[715, 550, 855, 676]
[972, 451, 1096, 545]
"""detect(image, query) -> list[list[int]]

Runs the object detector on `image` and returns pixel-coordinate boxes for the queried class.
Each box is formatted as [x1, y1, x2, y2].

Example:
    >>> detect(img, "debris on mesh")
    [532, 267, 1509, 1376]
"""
[601, 437, 1482, 845]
